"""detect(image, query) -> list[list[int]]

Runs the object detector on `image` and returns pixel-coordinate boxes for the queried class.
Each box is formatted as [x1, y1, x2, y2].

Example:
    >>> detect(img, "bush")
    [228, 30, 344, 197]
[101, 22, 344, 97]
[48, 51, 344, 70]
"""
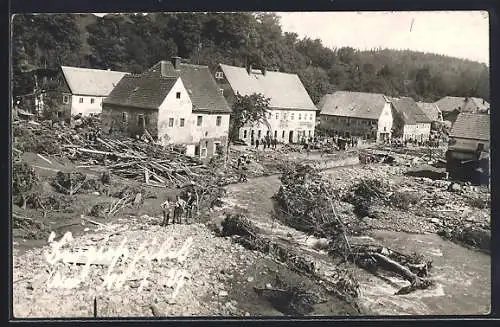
[390, 191, 420, 210]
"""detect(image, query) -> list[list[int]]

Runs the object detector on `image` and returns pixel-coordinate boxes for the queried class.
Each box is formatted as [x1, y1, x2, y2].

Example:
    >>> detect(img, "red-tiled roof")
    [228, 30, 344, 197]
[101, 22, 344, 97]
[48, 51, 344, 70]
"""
[392, 97, 432, 124]
[449, 113, 490, 141]
[319, 91, 387, 120]
[103, 75, 178, 110]
[147, 61, 231, 113]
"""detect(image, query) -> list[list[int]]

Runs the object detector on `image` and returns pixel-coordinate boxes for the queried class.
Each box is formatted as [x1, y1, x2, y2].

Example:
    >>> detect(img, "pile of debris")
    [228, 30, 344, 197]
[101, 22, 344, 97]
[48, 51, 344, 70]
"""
[12, 162, 39, 209]
[12, 119, 236, 189]
[273, 163, 435, 295]
[221, 214, 360, 306]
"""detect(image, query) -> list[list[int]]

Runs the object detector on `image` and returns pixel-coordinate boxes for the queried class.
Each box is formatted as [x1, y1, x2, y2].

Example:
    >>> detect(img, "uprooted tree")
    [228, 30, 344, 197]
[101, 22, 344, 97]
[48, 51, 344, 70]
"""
[273, 163, 434, 295]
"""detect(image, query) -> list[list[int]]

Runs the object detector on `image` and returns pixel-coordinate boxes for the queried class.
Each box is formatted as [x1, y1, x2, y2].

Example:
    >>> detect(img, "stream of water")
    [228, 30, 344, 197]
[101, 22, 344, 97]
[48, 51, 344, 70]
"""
[224, 172, 491, 316]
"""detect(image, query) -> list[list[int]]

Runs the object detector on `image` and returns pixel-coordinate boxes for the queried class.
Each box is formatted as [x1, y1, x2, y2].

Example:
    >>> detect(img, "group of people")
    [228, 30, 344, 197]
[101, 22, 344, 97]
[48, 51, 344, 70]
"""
[251, 135, 278, 150]
[160, 182, 198, 226]
[385, 137, 441, 148]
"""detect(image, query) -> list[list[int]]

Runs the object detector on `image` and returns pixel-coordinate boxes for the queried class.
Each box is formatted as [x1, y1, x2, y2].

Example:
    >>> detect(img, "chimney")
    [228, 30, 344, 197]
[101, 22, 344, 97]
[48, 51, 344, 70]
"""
[246, 64, 252, 75]
[160, 60, 168, 77]
[171, 56, 181, 70]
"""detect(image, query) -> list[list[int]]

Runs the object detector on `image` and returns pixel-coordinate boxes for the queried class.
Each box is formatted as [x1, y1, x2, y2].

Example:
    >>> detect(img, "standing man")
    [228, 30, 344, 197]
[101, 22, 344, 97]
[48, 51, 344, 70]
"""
[160, 196, 174, 226]
[173, 196, 186, 224]
[185, 191, 196, 224]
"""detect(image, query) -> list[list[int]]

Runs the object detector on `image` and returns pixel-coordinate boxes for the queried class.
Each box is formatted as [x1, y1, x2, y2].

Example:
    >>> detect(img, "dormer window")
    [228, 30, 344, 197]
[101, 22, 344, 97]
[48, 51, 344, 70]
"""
[176, 92, 181, 99]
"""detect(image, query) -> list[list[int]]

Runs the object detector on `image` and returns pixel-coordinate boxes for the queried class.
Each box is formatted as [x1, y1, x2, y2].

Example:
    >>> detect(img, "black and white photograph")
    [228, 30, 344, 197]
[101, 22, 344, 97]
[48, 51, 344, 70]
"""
[10, 10, 491, 318]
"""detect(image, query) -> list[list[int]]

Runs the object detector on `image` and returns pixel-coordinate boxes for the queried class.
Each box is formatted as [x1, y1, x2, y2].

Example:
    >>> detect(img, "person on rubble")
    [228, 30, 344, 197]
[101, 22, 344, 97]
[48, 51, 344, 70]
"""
[185, 191, 196, 224]
[160, 196, 174, 226]
[173, 195, 186, 224]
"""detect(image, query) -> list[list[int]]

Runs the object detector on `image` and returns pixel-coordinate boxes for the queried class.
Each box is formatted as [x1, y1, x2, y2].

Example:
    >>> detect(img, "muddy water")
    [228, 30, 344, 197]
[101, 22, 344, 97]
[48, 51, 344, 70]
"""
[357, 230, 491, 316]
[224, 173, 491, 316]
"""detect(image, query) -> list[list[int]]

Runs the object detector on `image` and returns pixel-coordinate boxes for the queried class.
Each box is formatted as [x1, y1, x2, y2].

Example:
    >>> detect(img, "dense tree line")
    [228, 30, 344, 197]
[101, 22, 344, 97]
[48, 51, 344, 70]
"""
[12, 13, 490, 103]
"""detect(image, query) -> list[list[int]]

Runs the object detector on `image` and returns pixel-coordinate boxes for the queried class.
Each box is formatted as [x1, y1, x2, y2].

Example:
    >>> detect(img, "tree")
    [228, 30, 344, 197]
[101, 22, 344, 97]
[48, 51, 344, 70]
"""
[229, 93, 271, 142]
[225, 93, 270, 164]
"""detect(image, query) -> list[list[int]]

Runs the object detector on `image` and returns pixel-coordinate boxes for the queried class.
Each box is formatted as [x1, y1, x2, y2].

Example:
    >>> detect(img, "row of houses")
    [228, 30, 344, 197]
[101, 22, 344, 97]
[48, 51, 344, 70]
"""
[16, 58, 490, 162]
[317, 90, 490, 143]
[17, 57, 318, 158]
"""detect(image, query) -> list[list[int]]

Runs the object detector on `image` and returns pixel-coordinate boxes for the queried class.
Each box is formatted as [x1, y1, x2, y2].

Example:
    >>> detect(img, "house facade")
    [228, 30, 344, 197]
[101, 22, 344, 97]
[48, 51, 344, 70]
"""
[215, 64, 317, 144]
[391, 97, 432, 142]
[416, 101, 443, 130]
[446, 113, 490, 184]
[61, 66, 129, 116]
[318, 91, 393, 142]
[102, 57, 231, 159]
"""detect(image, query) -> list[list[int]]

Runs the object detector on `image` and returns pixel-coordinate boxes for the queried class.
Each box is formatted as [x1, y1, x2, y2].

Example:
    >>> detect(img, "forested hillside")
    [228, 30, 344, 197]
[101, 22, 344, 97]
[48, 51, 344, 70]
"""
[12, 12, 490, 104]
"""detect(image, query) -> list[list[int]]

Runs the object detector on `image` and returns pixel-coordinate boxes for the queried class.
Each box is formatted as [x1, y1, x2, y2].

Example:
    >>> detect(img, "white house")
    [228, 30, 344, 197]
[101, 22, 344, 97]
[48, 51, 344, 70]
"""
[60, 66, 129, 116]
[391, 97, 432, 142]
[215, 64, 317, 144]
[102, 58, 231, 158]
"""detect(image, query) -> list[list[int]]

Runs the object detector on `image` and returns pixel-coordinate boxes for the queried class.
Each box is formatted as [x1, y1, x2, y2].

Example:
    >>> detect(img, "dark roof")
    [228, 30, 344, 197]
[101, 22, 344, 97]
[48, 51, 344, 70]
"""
[392, 97, 432, 124]
[449, 113, 490, 141]
[147, 61, 231, 113]
[319, 91, 388, 120]
[103, 74, 178, 110]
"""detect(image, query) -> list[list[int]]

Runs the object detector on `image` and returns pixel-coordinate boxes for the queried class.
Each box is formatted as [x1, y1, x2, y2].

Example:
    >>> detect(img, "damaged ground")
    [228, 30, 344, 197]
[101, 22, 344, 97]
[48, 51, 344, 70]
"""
[12, 116, 490, 317]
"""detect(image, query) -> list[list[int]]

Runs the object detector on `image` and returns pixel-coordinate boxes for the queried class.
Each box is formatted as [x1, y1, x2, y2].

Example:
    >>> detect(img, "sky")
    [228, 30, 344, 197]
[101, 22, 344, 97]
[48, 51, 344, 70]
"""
[94, 11, 489, 64]
[278, 11, 489, 65]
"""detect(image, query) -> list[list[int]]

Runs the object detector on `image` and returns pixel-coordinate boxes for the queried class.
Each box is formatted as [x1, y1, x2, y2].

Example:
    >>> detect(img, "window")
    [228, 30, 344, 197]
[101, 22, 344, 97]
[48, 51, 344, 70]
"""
[176, 92, 181, 99]
[197, 116, 203, 126]
[205, 131, 208, 137]
[215, 71, 223, 79]
[268, 112, 272, 119]
[195, 145, 200, 156]
[220, 89, 224, 95]
[283, 113, 287, 120]
[90, 98, 95, 104]
[275, 113, 279, 120]
[216, 116, 222, 126]
[214, 142, 222, 155]
[258, 130, 262, 138]
[282, 131, 285, 138]
[62, 95, 69, 104]
[299, 113, 302, 120]
[274, 130, 277, 139]
[168, 118, 174, 127]
[201, 148, 207, 157]
[477, 143, 485, 152]
[57, 112, 62, 119]
[291, 113, 294, 120]
[308, 130, 312, 137]
[122, 112, 128, 122]
[180, 118, 185, 127]
[310, 114, 313, 121]
[244, 130, 248, 138]
[79, 97, 84, 103]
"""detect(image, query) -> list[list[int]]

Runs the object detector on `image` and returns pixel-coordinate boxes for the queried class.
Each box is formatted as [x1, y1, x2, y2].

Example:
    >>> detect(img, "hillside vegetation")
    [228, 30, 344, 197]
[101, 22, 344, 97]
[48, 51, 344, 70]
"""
[12, 13, 489, 104]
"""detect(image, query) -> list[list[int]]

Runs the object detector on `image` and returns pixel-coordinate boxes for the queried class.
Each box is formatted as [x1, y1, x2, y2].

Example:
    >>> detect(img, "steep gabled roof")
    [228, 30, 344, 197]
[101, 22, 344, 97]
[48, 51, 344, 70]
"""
[218, 64, 316, 111]
[318, 91, 387, 120]
[392, 97, 432, 124]
[103, 74, 178, 110]
[449, 113, 490, 141]
[61, 66, 128, 96]
[417, 102, 442, 121]
[147, 61, 231, 113]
